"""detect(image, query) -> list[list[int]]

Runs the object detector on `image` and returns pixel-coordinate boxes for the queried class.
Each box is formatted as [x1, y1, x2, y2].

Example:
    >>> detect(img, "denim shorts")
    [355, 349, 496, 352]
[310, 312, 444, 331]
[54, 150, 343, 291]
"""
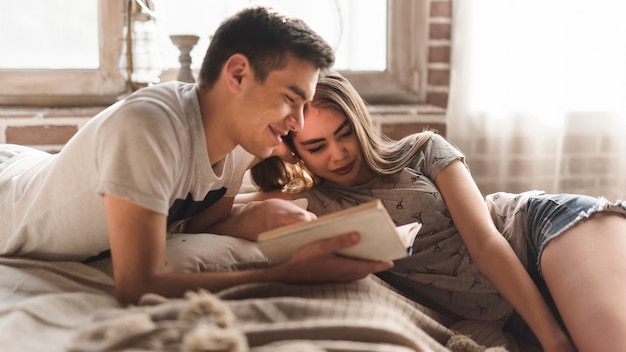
[504, 193, 626, 343]
[525, 193, 626, 274]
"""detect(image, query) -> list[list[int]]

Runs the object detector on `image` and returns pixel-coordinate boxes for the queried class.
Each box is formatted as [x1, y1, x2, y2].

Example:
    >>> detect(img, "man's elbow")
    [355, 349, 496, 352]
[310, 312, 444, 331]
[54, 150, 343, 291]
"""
[113, 279, 154, 305]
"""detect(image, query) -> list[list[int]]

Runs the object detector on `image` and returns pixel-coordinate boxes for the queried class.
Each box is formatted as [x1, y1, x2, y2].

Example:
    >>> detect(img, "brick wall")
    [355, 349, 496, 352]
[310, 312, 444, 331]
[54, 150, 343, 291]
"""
[426, 0, 452, 111]
[453, 113, 626, 200]
[0, 107, 104, 153]
[378, 0, 452, 140]
[0, 0, 452, 151]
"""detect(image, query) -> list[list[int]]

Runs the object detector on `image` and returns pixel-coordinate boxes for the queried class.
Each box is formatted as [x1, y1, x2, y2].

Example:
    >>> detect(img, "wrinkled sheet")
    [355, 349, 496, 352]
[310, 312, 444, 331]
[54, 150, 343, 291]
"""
[0, 256, 518, 352]
[0, 257, 119, 352]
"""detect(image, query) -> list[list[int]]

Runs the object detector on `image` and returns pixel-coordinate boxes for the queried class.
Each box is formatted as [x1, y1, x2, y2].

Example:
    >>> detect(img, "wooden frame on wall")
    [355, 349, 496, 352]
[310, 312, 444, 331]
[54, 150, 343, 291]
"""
[0, 0, 127, 106]
[0, 0, 428, 107]
[342, 0, 428, 104]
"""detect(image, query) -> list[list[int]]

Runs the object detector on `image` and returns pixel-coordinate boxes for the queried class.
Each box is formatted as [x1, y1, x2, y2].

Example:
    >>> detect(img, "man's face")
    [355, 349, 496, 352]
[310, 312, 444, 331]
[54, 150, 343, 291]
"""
[235, 54, 320, 160]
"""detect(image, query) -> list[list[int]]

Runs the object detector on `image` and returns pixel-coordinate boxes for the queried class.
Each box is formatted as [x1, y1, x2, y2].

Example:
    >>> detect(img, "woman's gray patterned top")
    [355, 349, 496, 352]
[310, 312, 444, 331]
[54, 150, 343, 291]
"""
[294, 133, 538, 324]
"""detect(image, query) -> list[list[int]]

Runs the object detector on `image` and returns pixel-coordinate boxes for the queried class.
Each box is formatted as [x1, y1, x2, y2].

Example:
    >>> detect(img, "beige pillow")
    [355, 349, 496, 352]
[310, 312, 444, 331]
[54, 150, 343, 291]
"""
[163, 199, 309, 273]
[163, 233, 270, 273]
[87, 233, 269, 277]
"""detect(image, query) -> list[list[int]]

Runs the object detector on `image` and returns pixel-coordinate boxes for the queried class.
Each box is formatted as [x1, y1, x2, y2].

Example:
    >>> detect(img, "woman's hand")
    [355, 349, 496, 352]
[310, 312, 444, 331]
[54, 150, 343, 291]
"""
[539, 329, 577, 352]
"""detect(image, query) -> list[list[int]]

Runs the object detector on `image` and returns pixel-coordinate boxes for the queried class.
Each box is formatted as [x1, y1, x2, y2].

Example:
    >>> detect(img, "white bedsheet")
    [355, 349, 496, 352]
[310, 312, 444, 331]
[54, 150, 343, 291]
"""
[0, 238, 521, 352]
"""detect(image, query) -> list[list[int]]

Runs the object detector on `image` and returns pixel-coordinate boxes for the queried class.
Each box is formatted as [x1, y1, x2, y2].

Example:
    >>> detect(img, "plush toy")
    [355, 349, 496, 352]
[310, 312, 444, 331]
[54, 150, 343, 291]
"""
[447, 334, 509, 352]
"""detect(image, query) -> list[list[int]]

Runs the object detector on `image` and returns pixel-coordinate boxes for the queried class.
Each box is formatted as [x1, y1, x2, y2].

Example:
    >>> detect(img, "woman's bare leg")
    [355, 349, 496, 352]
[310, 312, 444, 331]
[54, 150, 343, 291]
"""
[541, 213, 626, 352]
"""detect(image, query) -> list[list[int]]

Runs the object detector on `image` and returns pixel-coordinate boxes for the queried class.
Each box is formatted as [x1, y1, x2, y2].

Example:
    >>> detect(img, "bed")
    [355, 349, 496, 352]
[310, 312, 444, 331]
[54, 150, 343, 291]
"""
[0, 225, 529, 352]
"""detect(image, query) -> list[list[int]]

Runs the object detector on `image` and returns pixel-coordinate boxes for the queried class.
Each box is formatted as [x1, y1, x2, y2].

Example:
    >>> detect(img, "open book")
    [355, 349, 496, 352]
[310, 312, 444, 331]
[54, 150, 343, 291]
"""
[256, 199, 421, 265]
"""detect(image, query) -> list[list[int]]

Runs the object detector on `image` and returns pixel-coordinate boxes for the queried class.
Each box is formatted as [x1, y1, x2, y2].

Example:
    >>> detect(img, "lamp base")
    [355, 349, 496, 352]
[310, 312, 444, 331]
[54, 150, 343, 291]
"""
[169, 34, 200, 83]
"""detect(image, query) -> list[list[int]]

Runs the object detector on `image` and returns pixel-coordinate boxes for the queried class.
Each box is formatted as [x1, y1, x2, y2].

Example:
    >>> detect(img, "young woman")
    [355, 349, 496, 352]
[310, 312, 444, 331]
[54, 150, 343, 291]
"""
[240, 71, 626, 352]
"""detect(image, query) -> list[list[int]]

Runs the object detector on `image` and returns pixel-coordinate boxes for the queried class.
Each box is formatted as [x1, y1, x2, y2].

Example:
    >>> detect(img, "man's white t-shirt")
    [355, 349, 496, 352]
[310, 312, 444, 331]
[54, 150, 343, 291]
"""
[0, 82, 255, 261]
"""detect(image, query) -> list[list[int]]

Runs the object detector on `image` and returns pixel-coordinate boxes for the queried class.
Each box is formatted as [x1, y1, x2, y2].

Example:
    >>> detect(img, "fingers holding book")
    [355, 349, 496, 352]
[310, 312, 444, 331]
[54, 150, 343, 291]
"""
[268, 231, 395, 284]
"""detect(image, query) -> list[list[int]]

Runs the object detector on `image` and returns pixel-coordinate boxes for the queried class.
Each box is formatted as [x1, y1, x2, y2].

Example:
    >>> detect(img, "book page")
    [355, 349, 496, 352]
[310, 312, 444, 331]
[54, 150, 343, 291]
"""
[256, 200, 422, 264]
[395, 222, 421, 255]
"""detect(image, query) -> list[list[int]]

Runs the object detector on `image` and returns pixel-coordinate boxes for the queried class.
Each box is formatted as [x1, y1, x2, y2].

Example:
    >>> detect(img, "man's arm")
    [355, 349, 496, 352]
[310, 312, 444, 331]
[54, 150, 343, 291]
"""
[104, 193, 392, 304]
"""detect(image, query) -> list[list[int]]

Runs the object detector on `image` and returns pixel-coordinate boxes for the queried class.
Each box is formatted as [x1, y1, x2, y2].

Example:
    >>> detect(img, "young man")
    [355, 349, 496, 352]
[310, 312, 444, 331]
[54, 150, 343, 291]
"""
[0, 5, 392, 304]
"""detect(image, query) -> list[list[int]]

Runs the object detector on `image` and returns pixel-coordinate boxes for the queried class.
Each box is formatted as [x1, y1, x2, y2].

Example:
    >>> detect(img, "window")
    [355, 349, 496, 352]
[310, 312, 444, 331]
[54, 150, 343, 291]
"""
[157, 0, 429, 104]
[341, 0, 428, 104]
[0, 0, 427, 106]
[0, 0, 126, 106]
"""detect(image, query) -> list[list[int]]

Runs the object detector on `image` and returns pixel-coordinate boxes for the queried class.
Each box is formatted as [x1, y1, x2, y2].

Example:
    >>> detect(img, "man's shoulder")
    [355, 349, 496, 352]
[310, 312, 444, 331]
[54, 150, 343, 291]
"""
[121, 82, 196, 113]
[101, 83, 199, 131]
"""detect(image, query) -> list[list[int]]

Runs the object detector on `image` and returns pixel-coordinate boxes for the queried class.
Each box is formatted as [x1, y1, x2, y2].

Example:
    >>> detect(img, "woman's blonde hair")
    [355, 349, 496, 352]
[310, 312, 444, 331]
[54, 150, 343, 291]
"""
[250, 71, 434, 193]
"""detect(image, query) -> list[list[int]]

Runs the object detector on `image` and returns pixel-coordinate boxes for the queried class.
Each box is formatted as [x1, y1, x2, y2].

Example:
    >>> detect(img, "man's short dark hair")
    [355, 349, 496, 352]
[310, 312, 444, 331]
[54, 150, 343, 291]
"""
[198, 5, 335, 89]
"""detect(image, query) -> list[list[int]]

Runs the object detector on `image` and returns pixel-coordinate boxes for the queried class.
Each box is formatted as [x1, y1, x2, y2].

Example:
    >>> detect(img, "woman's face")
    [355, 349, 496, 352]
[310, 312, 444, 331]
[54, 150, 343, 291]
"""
[291, 106, 373, 187]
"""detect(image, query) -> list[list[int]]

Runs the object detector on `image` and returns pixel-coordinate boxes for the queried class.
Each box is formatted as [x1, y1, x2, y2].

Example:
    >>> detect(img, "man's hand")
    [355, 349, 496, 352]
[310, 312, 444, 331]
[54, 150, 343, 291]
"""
[268, 232, 395, 284]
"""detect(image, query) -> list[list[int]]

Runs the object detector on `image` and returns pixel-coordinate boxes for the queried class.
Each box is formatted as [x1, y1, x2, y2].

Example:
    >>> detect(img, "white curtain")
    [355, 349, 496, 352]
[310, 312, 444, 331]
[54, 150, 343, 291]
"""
[447, 0, 626, 200]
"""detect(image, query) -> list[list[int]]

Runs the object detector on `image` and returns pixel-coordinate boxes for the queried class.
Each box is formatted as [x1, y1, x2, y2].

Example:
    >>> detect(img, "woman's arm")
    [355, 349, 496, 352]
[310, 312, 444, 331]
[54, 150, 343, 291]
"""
[208, 198, 316, 241]
[434, 160, 575, 352]
[181, 193, 313, 241]
[235, 190, 291, 204]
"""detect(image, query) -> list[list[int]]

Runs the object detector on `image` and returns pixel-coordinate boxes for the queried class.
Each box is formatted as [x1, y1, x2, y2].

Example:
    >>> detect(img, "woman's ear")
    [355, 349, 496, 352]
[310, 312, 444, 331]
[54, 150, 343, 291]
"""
[271, 140, 300, 164]
[223, 54, 250, 93]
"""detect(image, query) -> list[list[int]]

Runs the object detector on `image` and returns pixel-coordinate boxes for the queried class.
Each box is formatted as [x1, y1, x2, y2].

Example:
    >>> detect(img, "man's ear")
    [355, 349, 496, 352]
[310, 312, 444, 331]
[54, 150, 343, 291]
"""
[223, 54, 250, 93]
